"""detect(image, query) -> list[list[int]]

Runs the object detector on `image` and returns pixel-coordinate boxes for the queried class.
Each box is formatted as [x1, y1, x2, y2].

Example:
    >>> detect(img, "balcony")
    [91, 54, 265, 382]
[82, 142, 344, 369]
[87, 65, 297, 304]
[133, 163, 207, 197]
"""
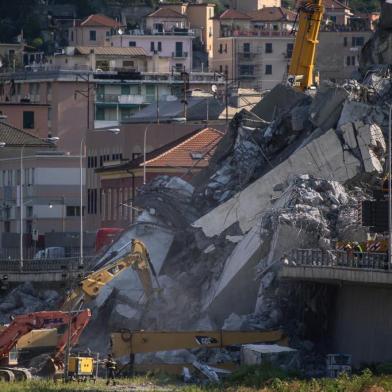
[127, 28, 195, 36]
[96, 94, 146, 106]
[221, 29, 293, 38]
[238, 52, 257, 61]
[172, 52, 188, 59]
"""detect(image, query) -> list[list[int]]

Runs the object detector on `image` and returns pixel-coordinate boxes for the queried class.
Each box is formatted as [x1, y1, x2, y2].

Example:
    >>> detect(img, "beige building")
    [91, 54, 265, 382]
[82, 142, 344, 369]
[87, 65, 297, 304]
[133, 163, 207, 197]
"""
[159, 2, 216, 59]
[68, 14, 123, 47]
[212, 7, 295, 90]
[230, 0, 282, 12]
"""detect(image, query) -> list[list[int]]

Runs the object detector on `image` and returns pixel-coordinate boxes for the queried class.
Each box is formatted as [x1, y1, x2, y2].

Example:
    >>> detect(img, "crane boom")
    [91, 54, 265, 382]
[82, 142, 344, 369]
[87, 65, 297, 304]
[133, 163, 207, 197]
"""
[288, 0, 324, 91]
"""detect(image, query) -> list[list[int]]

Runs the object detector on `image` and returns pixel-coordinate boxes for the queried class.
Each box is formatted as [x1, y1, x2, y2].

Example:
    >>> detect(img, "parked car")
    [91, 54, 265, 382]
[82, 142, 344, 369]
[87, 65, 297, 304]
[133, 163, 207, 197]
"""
[33, 247, 66, 260]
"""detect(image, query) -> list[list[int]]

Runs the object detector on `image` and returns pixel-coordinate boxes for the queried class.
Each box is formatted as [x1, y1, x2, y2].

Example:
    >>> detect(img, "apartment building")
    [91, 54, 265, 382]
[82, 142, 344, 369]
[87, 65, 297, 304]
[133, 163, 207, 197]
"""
[317, 30, 373, 82]
[158, 2, 216, 59]
[68, 14, 124, 47]
[230, 0, 282, 12]
[211, 7, 295, 90]
[0, 122, 82, 255]
[211, 4, 373, 90]
[109, 9, 194, 73]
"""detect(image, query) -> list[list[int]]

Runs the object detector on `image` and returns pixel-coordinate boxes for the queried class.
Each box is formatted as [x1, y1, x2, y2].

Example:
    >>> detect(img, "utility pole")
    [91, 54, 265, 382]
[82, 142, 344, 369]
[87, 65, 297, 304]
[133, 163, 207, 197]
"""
[181, 70, 189, 121]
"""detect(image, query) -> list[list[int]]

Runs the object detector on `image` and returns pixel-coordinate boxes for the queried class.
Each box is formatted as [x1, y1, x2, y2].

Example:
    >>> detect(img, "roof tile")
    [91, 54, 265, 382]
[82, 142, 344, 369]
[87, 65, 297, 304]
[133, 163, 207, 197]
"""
[80, 14, 123, 28]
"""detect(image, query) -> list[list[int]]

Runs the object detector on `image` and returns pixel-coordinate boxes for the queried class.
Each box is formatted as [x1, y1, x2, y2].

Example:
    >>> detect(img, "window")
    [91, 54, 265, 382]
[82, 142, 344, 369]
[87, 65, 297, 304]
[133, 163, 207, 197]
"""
[121, 85, 130, 94]
[150, 42, 155, 52]
[225, 43, 227, 53]
[265, 64, 272, 75]
[243, 43, 250, 52]
[96, 107, 105, 121]
[23, 111, 34, 129]
[158, 42, 162, 52]
[219, 44, 223, 54]
[122, 60, 134, 68]
[66, 206, 83, 217]
[352, 36, 365, 47]
[129, 41, 136, 47]
[265, 43, 273, 53]
[88, 189, 98, 214]
[346, 56, 356, 66]
[239, 65, 254, 76]
[344, 37, 348, 47]
[286, 43, 293, 58]
[175, 42, 183, 57]
[70, 30, 74, 41]
[89, 30, 97, 41]
[219, 65, 223, 73]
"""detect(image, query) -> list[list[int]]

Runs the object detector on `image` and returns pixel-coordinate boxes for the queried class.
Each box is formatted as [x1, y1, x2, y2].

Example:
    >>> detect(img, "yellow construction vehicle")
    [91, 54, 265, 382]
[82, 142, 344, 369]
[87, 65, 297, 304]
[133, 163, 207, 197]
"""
[110, 329, 287, 375]
[62, 239, 158, 311]
[287, 0, 324, 91]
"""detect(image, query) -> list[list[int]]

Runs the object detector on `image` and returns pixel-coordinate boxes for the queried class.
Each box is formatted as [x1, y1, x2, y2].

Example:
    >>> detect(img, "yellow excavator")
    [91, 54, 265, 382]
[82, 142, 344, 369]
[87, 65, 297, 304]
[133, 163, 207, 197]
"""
[287, 0, 324, 91]
[62, 239, 158, 311]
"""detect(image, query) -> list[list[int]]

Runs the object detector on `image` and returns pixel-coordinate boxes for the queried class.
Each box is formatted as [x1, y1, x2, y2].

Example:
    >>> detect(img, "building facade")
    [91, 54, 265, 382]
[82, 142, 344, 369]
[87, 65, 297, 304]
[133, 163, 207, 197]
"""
[230, 0, 282, 12]
[0, 122, 82, 257]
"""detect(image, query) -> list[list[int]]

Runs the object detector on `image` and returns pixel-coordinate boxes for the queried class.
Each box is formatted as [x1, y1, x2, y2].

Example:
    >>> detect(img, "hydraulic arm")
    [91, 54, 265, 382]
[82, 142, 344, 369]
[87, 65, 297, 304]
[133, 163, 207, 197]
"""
[287, 0, 324, 91]
[110, 329, 286, 358]
[62, 239, 157, 311]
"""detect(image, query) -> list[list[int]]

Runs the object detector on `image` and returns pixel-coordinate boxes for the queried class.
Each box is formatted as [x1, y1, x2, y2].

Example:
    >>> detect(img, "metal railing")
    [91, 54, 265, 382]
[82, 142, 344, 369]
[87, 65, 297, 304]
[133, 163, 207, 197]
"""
[0, 256, 95, 273]
[290, 249, 389, 271]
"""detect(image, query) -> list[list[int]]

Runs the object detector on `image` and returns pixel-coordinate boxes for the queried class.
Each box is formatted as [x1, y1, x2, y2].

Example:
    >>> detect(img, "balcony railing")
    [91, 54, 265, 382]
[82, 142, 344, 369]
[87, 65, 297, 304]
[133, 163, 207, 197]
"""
[126, 28, 195, 36]
[96, 94, 146, 105]
[238, 52, 257, 61]
[221, 29, 294, 38]
[172, 51, 188, 59]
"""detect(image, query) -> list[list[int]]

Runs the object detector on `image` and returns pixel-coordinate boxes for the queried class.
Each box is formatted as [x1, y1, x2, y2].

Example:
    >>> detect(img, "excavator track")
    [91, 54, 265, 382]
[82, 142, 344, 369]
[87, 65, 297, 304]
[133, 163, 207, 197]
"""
[0, 369, 15, 382]
[0, 367, 32, 381]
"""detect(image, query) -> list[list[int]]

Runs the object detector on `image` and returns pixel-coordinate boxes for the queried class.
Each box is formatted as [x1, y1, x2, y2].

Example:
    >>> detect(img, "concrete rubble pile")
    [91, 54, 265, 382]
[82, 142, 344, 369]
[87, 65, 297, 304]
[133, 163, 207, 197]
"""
[76, 67, 389, 370]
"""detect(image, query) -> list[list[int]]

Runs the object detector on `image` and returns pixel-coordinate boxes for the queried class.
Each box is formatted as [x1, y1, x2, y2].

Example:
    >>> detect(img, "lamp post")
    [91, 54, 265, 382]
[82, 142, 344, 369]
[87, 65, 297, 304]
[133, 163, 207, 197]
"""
[80, 128, 120, 266]
[389, 104, 392, 266]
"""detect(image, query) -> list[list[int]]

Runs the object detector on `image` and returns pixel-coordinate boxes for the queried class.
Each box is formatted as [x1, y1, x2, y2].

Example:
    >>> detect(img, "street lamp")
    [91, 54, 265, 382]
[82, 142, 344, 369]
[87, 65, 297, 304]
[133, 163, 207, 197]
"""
[79, 127, 121, 266]
[389, 103, 392, 266]
[0, 142, 5, 148]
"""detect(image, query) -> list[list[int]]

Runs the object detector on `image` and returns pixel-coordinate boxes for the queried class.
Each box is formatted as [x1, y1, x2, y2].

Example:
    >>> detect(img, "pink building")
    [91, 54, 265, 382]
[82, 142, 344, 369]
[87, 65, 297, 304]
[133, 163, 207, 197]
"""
[69, 14, 124, 47]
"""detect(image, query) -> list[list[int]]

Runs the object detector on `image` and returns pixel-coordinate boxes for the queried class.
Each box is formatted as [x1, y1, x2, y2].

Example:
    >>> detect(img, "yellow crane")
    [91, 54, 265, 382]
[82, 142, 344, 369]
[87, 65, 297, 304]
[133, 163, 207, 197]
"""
[287, 0, 325, 91]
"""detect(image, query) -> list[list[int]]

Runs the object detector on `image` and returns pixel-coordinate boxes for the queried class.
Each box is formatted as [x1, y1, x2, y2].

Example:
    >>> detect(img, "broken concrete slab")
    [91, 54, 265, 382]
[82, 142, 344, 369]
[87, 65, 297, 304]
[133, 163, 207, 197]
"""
[252, 84, 307, 122]
[193, 126, 382, 237]
[241, 344, 299, 368]
[337, 101, 374, 129]
[309, 83, 349, 131]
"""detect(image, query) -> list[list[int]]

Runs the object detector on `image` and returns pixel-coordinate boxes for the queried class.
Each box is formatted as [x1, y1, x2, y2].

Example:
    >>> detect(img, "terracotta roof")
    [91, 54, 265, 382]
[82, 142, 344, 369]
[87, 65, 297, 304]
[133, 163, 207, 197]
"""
[216, 9, 252, 21]
[75, 46, 147, 56]
[0, 122, 53, 147]
[97, 127, 223, 173]
[144, 127, 223, 168]
[248, 7, 296, 22]
[80, 14, 123, 28]
[147, 7, 187, 19]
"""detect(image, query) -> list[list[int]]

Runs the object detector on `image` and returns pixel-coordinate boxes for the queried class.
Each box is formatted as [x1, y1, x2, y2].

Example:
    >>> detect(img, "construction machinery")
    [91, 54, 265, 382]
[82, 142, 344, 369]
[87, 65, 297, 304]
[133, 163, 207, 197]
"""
[110, 329, 287, 375]
[0, 309, 91, 381]
[287, 0, 324, 91]
[62, 239, 157, 311]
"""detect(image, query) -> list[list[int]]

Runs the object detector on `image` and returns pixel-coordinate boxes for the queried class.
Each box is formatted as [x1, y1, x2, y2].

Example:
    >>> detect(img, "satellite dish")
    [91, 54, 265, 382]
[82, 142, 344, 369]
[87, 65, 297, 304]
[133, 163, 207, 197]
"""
[118, 28, 124, 35]
[211, 84, 218, 93]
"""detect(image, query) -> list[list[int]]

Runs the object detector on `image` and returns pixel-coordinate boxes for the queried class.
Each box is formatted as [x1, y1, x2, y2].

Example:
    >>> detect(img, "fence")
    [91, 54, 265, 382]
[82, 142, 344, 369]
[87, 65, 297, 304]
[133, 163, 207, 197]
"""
[290, 249, 388, 271]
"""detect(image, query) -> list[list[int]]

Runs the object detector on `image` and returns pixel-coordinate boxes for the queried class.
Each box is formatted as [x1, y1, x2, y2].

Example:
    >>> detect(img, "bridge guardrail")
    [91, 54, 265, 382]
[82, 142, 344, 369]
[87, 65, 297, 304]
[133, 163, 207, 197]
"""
[0, 257, 96, 273]
[290, 249, 388, 271]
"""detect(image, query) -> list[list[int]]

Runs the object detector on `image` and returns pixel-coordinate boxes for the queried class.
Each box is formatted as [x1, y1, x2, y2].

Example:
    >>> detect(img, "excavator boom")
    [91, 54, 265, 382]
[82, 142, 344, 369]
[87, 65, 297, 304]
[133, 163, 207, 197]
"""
[62, 239, 156, 311]
[288, 0, 324, 91]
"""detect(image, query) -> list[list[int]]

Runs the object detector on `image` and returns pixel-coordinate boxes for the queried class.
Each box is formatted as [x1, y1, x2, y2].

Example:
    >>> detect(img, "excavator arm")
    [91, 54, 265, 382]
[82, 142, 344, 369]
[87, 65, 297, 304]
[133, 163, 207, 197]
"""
[0, 309, 91, 362]
[62, 239, 157, 311]
[287, 0, 324, 91]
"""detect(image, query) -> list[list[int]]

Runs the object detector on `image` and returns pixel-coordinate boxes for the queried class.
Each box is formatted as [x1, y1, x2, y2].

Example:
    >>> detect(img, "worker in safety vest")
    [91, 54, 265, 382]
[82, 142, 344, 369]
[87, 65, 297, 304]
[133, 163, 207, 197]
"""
[105, 354, 117, 386]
